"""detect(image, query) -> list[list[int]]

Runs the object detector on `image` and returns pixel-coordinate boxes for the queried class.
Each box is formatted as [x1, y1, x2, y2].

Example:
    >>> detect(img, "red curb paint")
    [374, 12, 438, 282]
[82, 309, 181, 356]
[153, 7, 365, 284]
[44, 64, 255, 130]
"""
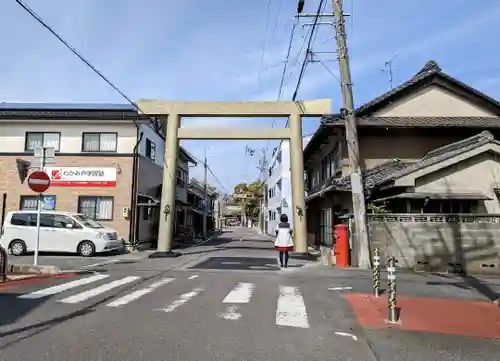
[0, 273, 76, 290]
[345, 293, 500, 340]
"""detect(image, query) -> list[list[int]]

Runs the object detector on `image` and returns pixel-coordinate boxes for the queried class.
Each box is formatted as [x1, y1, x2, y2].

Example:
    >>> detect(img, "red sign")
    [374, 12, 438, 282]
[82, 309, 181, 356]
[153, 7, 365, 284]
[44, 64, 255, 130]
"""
[28, 171, 51, 193]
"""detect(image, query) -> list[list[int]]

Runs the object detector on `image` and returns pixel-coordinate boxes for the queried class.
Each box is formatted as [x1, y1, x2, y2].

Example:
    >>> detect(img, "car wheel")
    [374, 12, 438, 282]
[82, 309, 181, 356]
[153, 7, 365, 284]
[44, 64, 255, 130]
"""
[10, 239, 26, 256]
[78, 241, 95, 257]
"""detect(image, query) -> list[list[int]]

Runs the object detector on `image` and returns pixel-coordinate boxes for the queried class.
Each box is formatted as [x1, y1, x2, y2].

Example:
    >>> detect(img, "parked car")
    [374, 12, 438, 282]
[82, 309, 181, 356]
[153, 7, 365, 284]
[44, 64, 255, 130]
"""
[0, 210, 123, 257]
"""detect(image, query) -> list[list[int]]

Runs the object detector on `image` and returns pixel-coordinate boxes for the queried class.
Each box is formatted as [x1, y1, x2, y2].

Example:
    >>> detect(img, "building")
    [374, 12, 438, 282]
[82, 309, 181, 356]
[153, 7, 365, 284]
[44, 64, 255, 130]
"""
[183, 180, 218, 238]
[0, 103, 196, 246]
[303, 60, 500, 272]
[264, 137, 311, 235]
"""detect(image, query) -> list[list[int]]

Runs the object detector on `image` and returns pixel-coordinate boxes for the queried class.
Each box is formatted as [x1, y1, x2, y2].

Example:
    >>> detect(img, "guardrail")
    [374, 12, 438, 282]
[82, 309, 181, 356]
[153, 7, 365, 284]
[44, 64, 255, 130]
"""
[0, 245, 7, 283]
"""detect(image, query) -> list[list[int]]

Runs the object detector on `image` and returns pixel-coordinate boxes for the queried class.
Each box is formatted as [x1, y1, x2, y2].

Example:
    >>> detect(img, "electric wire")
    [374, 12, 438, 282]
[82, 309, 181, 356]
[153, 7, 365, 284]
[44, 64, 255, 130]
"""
[15, 0, 227, 193]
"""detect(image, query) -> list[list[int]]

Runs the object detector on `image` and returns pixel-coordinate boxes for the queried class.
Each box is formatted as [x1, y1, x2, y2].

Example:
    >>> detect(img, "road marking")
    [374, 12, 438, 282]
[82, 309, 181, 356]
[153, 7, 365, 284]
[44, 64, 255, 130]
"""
[106, 278, 174, 307]
[79, 259, 121, 269]
[219, 306, 242, 320]
[157, 288, 203, 313]
[276, 286, 309, 328]
[328, 286, 353, 291]
[188, 275, 199, 280]
[18, 274, 109, 299]
[223, 282, 255, 303]
[221, 261, 241, 265]
[335, 332, 358, 341]
[59, 276, 140, 304]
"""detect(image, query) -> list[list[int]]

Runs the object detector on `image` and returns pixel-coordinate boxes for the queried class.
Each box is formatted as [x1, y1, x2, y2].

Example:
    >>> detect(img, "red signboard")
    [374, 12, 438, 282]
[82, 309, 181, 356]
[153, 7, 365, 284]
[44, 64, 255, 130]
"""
[28, 171, 51, 193]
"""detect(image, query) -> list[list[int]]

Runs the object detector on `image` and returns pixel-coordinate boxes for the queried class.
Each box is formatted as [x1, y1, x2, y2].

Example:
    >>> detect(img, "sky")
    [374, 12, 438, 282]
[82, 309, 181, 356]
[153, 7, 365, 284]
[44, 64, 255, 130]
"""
[1, 0, 500, 194]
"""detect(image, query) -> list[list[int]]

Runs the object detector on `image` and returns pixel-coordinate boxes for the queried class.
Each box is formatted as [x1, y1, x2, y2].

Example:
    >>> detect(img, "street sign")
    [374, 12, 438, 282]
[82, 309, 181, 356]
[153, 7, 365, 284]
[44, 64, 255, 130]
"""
[28, 171, 51, 193]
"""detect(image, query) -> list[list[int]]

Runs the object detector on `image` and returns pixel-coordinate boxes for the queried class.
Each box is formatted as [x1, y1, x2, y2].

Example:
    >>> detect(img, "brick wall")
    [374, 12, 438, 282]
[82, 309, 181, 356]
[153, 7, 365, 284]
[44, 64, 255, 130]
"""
[0, 155, 134, 239]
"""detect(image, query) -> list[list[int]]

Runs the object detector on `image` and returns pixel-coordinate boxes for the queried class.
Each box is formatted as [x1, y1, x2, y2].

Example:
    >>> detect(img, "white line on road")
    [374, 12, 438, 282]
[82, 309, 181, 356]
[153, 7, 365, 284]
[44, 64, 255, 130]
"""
[106, 278, 174, 307]
[219, 306, 242, 320]
[328, 286, 353, 291]
[223, 282, 255, 303]
[335, 332, 358, 341]
[59, 276, 140, 304]
[188, 275, 199, 280]
[276, 286, 309, 328]
[18, 274, 110, 299]
[156, 288, 203, 313]
[79, 259, 122, 269]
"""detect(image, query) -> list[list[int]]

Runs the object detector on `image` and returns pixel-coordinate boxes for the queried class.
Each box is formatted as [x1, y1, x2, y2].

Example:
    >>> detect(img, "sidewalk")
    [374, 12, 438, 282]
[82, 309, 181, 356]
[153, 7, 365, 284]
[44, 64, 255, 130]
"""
[296, 265, 500, 303]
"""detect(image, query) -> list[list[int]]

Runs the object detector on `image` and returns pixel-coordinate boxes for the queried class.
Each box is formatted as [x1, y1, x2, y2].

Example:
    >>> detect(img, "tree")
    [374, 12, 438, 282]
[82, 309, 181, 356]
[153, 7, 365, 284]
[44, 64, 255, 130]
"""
[233, 180, 263, 219]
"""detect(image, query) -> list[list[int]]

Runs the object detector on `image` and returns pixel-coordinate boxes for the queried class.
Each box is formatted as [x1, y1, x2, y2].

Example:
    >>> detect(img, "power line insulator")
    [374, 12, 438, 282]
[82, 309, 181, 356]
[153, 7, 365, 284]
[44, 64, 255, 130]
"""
[297, 0, 305, 13]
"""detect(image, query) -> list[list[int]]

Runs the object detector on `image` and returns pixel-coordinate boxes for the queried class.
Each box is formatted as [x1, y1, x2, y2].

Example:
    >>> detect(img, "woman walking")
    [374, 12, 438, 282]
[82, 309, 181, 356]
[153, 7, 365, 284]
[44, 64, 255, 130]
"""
[274, 214, 294, 268]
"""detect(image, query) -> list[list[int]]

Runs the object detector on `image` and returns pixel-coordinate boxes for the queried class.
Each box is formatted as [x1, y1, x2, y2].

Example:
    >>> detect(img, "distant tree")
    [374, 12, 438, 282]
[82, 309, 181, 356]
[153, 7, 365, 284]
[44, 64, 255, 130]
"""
[232, 180, 264, 218]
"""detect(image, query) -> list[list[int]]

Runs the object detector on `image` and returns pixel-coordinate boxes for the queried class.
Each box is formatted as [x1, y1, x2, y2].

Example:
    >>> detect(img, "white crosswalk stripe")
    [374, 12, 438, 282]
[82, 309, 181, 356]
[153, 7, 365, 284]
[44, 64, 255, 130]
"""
[15, 276, 313, 328]
[276, 286, 310, 328]
[156, 288, 203, 313]
[17, 274, 109, 300]
[106, 278, 174, 307]
[222, 282, 255, 303]
[59, 276, 140, 304]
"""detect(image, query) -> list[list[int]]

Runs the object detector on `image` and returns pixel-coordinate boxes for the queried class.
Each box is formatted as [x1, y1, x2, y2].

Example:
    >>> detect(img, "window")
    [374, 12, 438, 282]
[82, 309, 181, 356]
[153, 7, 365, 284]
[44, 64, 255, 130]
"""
[25, 132, 60, 151]
[82, 133, 117, 152]
[10, 212, 37, 226]
[145, 138, 156, 161]
[78, 196, 114, 220]
[20, 195, 56, 210]
[176, 167, 187, 188]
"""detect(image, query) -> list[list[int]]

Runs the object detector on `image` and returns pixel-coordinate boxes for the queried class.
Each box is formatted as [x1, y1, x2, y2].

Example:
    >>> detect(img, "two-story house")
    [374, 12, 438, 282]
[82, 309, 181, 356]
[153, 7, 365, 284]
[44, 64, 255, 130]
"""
[0, 103, 196, 247]
[185, 180, 218, 238]
[304, 60, 500, 270]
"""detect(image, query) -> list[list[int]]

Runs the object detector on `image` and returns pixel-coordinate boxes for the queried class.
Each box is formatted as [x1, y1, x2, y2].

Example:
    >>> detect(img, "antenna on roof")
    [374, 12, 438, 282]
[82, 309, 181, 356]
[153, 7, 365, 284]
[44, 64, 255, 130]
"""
[382, 54, 399, 90]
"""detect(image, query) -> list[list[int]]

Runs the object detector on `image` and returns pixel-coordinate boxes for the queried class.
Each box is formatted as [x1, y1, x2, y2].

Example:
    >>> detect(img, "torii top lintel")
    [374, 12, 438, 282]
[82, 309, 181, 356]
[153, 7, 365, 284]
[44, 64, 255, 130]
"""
[136, 99, 332, 118]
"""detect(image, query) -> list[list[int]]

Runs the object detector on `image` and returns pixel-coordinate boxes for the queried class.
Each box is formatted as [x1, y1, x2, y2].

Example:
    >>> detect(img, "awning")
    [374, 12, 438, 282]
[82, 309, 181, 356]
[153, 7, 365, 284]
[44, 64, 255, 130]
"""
[374, 191, 492, 202]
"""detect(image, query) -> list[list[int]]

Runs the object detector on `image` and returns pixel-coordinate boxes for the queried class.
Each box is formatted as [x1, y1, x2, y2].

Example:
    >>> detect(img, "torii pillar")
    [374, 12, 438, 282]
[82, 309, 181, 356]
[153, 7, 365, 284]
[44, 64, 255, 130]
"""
[137, 99, 332, 258]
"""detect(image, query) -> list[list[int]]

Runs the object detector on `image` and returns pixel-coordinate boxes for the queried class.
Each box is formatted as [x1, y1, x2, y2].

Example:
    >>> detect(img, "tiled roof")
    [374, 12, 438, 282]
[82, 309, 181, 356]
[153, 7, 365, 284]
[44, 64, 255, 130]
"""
[321, 116, 500, 128]
[333, 131, 498, 190]
[353, 60, 500, 117]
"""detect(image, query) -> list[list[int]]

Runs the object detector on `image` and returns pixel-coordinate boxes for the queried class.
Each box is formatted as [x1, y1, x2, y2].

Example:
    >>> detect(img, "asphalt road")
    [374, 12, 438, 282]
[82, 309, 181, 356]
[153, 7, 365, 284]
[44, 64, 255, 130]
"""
[1, 228, 499, 360]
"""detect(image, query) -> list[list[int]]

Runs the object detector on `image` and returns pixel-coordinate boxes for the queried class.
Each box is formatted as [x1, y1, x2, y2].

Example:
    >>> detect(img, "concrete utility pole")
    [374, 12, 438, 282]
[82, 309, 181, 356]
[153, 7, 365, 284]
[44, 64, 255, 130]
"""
[332, 0, 371, 268]
[203, 147, 208, 240]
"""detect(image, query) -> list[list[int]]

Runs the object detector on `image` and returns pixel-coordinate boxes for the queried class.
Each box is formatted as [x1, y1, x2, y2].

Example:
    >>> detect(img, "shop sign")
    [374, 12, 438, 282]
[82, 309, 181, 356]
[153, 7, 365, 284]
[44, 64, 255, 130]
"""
[43, 167, 117, 187]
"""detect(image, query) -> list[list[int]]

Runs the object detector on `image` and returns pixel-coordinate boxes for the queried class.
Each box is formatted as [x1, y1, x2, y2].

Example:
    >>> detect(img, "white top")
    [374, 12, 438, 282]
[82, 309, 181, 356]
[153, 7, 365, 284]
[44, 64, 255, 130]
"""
[274, 223, 294, 248]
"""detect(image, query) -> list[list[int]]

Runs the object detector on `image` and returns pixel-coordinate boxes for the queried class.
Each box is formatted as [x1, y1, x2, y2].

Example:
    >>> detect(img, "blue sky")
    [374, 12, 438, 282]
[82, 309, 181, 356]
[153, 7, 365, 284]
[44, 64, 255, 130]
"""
[1, 0, 500, 193]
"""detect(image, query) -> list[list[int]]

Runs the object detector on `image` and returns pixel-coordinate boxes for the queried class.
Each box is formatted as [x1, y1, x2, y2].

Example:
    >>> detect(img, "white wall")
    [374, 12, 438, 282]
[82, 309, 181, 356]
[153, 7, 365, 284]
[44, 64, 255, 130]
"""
[0, 121, 137, 153]
[265, 136, 312, 234]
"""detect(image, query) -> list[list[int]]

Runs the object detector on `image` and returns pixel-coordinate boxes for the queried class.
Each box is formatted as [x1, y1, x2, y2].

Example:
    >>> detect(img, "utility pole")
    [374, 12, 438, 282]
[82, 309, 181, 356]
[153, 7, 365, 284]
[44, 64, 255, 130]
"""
[332, 0, 371, 268]
[203, 147, 208, 240]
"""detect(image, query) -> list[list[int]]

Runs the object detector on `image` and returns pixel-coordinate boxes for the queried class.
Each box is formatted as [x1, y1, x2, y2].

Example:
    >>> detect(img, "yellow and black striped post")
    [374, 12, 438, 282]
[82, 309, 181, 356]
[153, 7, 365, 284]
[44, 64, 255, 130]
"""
[372, 248, 381, 297]
[386, 256, 399, 324]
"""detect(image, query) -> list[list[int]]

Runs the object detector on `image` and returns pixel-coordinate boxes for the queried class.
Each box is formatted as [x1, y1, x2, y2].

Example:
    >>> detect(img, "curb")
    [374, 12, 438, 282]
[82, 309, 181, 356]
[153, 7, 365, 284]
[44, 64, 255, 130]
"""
[8, 263, 61, 275]
[1, 272, 76, 290]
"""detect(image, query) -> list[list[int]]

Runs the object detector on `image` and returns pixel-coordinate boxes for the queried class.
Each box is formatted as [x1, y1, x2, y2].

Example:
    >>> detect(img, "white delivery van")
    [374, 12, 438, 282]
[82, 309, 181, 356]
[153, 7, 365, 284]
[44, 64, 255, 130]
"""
[0, 210, 123, 257]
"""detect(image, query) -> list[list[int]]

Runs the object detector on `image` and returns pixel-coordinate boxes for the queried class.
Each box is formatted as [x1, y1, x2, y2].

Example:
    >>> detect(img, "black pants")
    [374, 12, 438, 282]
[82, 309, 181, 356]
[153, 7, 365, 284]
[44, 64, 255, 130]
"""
[278, 251, 289, 267]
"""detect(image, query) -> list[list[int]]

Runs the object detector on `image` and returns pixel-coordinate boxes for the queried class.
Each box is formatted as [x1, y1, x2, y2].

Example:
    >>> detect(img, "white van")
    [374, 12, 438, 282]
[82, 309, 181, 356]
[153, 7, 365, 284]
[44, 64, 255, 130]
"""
[0, 210, 123, 257]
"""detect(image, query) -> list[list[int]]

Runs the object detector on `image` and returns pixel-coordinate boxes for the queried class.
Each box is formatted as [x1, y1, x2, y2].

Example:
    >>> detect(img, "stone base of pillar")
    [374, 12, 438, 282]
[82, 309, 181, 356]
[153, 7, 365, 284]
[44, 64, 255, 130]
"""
[148, 251, 182, 258]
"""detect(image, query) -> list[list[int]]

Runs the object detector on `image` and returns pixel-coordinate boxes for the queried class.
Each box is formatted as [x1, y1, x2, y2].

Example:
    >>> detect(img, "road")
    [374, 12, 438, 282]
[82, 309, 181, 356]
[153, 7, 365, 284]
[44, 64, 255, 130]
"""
[1, 228, 499, 360]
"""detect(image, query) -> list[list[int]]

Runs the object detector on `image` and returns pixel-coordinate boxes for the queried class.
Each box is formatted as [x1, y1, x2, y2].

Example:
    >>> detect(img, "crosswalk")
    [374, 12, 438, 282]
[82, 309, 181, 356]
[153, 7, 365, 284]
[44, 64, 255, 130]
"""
[15, 273, 313, 329]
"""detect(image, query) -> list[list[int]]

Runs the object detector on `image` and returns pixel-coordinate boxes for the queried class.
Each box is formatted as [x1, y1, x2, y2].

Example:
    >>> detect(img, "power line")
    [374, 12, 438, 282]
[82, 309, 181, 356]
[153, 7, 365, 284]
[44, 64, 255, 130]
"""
[291, 0, 325, 101]
[260, 0, 325, 183]
[15, 0, 228, 196]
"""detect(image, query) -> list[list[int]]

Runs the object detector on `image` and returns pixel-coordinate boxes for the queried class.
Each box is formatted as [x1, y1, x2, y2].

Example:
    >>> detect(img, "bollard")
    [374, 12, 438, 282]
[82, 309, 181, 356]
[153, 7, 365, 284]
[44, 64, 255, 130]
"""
[386, 256, 400, 324]
[372, 248, 381, 297]
[0, 245, 8, 283]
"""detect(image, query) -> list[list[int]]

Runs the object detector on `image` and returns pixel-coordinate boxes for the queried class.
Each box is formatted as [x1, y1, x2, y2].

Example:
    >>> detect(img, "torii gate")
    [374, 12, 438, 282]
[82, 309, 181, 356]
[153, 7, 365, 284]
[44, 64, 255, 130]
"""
[137, 99, 332, 257]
